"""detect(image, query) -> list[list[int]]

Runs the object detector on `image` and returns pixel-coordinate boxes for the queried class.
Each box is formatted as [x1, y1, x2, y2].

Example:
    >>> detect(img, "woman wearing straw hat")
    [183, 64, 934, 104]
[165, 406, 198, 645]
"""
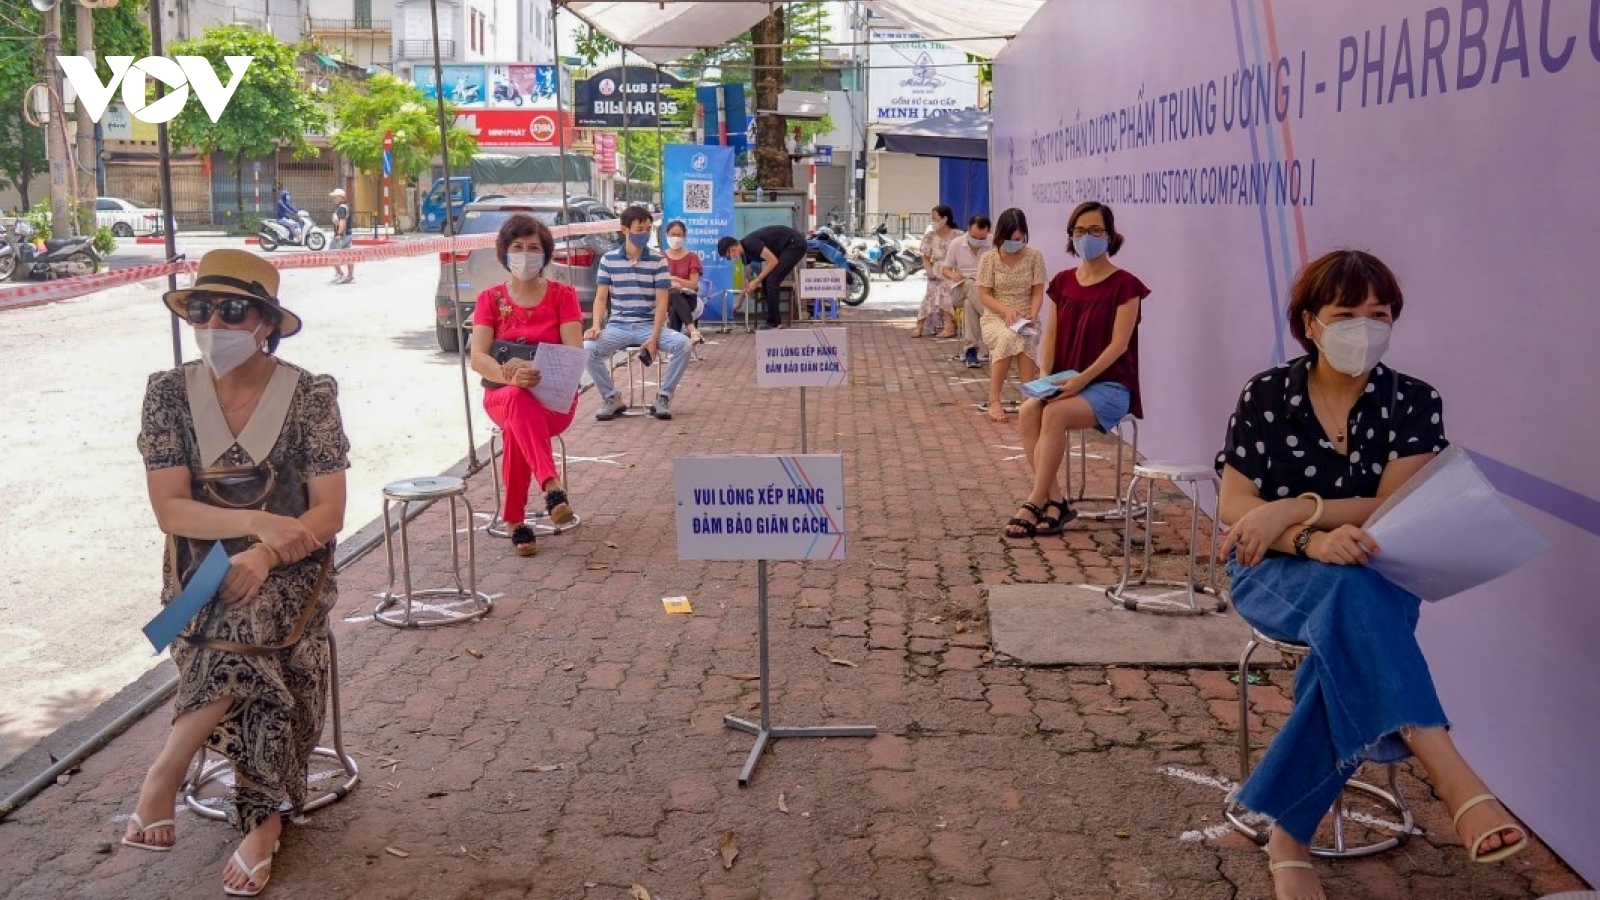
[124, 248, 350, 896]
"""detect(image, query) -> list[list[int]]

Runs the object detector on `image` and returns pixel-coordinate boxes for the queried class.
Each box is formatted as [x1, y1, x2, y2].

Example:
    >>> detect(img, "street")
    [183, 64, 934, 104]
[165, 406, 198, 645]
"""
[0, 242, 926, 770]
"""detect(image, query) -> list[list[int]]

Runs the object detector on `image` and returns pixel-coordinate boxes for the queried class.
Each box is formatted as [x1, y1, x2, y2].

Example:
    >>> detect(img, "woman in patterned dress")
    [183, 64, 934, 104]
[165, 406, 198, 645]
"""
[913, 204, 959, 338]
[977, 207, 1048, 422]
[125, 249, 349, 897]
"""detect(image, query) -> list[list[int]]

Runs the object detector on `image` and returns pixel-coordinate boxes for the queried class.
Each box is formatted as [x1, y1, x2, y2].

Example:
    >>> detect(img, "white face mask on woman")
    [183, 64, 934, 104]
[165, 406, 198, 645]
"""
[195, 326, 264, 379]
[506, 251, 544, 280]
[666, 235, 685, 250]
[1314, 317, 1391, 376]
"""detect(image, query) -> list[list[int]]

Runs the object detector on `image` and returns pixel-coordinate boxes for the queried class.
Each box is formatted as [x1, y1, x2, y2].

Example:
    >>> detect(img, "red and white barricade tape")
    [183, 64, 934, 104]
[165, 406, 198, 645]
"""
[0, 220, 622, 311]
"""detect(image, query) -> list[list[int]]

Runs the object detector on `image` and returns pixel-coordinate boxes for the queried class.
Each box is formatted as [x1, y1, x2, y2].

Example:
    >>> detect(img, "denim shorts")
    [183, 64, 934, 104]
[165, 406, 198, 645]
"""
[1078, 381, 1131, 433]
[332, 234, 353, 250]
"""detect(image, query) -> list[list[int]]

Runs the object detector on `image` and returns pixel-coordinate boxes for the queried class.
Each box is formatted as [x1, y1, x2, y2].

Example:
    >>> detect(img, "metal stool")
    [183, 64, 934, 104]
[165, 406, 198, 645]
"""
[1105, 460, 1228, 615]
[183, 632, 359, 820]
[621, 345, 665, 408]
[1062, 415, 1145, 521]
[373, 476, 492, 627]
[1224, 630, 1414, 857]
[711, 288, 741, 335]
[486, 427, 578, 538]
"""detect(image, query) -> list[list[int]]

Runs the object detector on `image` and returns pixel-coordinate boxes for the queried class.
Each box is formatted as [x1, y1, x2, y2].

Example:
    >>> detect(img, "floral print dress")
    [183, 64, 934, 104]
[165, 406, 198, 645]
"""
[137, 360, 350, 833]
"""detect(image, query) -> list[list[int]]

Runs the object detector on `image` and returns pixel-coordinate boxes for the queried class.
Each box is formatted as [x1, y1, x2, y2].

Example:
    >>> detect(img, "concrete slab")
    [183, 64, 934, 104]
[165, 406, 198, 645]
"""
[988, 583, 1254, 666]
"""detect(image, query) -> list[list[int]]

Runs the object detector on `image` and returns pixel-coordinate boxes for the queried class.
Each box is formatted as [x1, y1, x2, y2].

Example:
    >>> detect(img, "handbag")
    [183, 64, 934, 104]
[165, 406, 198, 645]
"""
[482, 339, 537, 389]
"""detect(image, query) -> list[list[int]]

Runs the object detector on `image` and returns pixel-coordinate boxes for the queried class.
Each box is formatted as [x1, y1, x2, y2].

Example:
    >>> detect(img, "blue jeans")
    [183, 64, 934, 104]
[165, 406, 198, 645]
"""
[584, 320, 692, 401]
[1228, 555, 1449, 845]
[1078, 381, 1130, 433]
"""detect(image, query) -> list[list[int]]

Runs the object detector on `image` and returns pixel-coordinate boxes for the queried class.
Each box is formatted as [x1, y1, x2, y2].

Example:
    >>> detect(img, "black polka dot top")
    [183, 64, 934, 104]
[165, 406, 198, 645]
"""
[1215, 357, 1448, 501]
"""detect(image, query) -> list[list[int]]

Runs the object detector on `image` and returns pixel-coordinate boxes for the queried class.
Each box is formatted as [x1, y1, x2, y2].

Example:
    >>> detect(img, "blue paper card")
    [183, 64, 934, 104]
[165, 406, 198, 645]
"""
[142, 542, 231, 653]
[1020, 369, 1079, 400]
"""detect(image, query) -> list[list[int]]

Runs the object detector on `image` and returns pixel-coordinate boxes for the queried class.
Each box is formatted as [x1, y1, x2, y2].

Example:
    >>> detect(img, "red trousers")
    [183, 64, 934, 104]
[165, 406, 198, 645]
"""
[484, 386, 576, 524]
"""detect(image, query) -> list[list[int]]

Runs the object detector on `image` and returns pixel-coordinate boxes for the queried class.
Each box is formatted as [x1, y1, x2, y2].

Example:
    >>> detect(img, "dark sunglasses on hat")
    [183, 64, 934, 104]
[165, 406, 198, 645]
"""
[184, 292, 264, 326]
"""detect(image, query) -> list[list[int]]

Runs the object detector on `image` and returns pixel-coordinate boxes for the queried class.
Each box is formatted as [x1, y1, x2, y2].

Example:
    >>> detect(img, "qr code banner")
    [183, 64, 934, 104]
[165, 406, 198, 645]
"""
[683, 180, 714, 213]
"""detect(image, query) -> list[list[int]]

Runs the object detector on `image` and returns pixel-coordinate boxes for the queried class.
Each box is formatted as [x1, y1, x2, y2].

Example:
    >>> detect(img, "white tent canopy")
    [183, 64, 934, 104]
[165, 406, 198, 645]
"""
[566, 0, 1044, 64]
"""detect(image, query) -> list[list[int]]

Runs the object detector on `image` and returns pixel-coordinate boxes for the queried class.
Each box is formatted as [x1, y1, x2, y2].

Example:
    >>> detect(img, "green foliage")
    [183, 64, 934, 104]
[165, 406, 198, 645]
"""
[0, 0, 151, 199]
[168, 25, 325, 162]
[21, 199, 52, 238]
[92, 225, 117, 256]
[328, 73, 476, 186]
[573, 26, 619, 68]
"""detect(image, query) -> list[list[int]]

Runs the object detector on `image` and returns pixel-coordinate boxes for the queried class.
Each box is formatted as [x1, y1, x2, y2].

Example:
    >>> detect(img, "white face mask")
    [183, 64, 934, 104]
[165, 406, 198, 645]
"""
[666, 235, 685, 250]
[195, 326, 263, 379]
[1314, 317, 1391, 376]
[506, 251, 544, 279]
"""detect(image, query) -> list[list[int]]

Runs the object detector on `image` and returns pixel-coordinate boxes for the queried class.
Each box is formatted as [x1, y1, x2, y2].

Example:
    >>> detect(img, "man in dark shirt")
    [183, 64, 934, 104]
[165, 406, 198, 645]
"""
[717, 224, 807, 329]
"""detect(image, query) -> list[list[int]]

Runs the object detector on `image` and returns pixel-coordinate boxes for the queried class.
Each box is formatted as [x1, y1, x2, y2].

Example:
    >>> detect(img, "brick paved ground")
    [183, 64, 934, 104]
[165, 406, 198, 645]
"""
[0, 311, 1586, 899]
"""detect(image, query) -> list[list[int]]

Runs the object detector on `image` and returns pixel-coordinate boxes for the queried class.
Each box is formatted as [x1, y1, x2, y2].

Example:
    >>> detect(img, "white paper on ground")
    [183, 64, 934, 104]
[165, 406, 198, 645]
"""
[1363, 445, 1549, 602]
[529, 343, 587, 412]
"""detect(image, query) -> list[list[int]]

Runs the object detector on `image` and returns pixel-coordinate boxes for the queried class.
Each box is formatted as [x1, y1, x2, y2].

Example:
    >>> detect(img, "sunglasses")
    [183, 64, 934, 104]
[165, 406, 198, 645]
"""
[184, 293, 261, 326]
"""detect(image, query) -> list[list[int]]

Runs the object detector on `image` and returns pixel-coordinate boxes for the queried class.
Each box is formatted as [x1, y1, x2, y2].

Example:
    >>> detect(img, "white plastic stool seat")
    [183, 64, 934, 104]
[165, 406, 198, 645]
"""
[486, 427, 578, 538]
[1224, 630, 1414, 857]
[374, 475, 491, 628]
[1133, 460, 1217, 481]
[1104, 460, 1228, 616]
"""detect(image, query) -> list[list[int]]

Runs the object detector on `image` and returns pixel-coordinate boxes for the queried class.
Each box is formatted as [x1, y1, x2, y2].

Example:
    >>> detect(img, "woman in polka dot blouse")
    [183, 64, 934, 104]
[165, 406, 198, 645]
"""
[1214, 250, 1527, 898]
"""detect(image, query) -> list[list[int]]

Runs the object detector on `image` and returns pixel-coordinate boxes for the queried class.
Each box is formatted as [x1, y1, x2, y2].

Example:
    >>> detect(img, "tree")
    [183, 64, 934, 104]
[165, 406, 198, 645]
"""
[328, 73, 477, 230]
[0, 0, 149, 207]
[571, 3, 832, 191]
[168, 25, 325, 225]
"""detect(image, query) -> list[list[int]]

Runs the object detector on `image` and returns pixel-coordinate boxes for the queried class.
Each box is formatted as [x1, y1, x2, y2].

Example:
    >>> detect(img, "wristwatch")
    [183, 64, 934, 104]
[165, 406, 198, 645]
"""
[1292, 526, 1316, 558]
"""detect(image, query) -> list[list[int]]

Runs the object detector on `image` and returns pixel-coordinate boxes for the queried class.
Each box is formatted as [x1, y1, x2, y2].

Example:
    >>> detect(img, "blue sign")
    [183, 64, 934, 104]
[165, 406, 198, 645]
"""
[664, 143, 736, 321]
[381, 150, 392, 176]
[815, 145, 833, 167]
[696, 83, 748, 159]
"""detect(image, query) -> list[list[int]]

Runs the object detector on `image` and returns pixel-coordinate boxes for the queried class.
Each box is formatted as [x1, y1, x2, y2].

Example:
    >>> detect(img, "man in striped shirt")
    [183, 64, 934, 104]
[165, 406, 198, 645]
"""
[585, 205, 693, 420]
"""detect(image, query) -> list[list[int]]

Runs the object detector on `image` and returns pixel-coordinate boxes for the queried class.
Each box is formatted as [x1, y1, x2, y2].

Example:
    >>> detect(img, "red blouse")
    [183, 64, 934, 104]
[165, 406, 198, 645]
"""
[471, 280, 582, 346]
[665, 250, 703, 289]
[1047, 267, 1150, 419]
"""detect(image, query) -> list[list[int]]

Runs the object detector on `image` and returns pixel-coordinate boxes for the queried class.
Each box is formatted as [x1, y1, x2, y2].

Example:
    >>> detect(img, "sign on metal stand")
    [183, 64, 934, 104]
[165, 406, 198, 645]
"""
[755, 327, 847, 454]
[674, 455, 874, 786]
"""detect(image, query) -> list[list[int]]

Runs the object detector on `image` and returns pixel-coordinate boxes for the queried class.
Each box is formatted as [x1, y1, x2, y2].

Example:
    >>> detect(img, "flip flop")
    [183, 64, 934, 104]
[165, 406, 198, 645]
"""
[1452, 794, 1529, 863]
[223, 840, 280, 897]
[120, 813, 176, 852]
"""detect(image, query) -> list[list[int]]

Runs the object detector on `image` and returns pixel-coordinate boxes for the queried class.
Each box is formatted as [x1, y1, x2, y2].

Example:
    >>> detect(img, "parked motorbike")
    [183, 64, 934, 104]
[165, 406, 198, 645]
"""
[805, 227, 870, 306]
[847, 224, 908, 281]
[0, 220, 100, 281]
[894, 240, 925, 278]
[493, 82, 523, 106]
[257, 210, 327, 252]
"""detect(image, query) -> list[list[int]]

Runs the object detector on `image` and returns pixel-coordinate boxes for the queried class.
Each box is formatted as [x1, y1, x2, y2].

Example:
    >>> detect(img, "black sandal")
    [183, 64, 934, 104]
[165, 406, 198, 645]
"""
[1038, 499, 1076, 535]
[511, 524, 538, 557]
[545, 489, 575, 526]
[1005, 502, 1046, 539]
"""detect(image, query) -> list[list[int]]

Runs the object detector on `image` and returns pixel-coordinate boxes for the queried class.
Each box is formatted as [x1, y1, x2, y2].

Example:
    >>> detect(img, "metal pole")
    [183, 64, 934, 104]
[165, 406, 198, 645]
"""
[756, 558, 771, 732]
[654, 65, 664, 210]
[620, 49, 631, 203]
[553, 4, 571, 218]
[149, 0, 184, 367]
[428, 0, 480, 468]
[42, 5, 73, 238]
[799, 386, 807, 454]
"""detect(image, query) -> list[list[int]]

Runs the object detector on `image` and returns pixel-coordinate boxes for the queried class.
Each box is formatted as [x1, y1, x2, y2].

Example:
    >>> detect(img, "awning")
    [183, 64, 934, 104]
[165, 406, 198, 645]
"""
[566, 0, 1045, 64]
[875, 108, 991, 160]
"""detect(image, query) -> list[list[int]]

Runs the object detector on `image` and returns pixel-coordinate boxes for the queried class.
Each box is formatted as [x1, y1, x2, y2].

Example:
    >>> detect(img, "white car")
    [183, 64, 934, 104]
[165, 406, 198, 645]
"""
[94, 196, 165, 237]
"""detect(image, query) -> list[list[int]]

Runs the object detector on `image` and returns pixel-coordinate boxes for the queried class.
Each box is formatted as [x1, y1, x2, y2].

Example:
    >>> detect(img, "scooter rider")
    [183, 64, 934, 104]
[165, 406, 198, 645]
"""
[276, 186, 302, 242]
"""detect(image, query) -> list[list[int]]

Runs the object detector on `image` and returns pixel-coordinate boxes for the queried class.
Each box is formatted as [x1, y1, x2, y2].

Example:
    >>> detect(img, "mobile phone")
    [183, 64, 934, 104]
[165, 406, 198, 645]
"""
[637, 347, 654, 367]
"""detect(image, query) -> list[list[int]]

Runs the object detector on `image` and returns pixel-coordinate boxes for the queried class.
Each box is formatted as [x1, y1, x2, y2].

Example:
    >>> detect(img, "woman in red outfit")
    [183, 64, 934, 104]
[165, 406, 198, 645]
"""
[1009, 201, 1150, 538]
[662, 219, 706, 344]
[470, 214, 585, 556]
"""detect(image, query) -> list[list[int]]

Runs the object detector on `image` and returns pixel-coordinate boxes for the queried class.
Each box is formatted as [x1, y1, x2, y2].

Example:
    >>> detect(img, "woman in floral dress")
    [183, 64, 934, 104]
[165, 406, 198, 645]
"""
[124, 249, 349, 897]
[977, 207, 1048, 422]
[914, 204, 960, 338]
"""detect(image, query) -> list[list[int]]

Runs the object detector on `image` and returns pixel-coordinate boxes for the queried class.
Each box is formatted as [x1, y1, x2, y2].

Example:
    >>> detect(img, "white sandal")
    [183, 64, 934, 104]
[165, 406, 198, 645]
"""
[120, 813, 175, 852]
[223, 840, 280, 897]
[1452, 793, 1529, 863]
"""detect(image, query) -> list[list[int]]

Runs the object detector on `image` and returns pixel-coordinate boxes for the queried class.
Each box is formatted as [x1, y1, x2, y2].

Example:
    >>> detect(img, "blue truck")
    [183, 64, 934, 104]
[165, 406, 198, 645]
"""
[420, 153, 594, 232]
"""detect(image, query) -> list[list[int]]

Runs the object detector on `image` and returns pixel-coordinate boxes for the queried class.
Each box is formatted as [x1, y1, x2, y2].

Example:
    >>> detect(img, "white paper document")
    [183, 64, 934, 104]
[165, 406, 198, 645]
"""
[1010, 318, 1038, 337]
[529, 343, 587, 412]
[1363, 445, 1549, 602]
